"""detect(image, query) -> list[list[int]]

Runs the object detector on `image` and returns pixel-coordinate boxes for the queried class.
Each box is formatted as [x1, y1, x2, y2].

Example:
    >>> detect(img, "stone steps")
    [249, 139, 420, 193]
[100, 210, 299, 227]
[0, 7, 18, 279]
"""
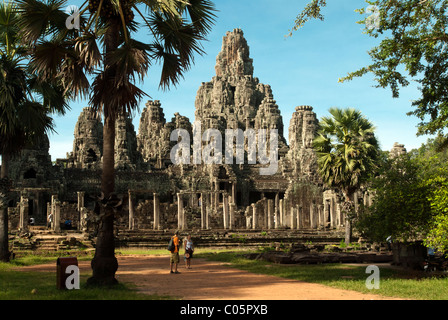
[114, 229, 346, 249]
[10, 228, 347, 252]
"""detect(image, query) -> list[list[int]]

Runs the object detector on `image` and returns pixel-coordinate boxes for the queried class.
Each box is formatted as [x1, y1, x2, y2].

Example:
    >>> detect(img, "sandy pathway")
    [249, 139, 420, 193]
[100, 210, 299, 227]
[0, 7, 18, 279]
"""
[15, 255, 401, 300]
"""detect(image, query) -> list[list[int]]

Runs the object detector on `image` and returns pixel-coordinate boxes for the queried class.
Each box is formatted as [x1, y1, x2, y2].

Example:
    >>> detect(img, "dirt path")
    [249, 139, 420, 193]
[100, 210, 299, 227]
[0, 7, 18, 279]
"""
[15, 255, 401, 300]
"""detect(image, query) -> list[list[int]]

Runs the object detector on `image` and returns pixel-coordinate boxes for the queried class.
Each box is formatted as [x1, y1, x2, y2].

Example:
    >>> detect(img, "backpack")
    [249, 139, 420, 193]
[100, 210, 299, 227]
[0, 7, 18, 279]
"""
[167, 237, 175, 252]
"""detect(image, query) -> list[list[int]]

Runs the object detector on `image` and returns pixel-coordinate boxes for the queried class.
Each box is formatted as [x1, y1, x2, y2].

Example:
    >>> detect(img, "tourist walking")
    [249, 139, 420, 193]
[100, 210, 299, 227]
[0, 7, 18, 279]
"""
[169, 230, 181, 274]
[184, 234, 194, 269]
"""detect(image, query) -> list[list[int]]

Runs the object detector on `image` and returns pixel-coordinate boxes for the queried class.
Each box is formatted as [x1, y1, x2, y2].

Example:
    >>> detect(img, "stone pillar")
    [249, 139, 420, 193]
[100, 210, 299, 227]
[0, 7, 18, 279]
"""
[214, 182, 219, 209]
[80, 207, 88, 233]
[77, 191, 85, 212]
[54, 199, 61, 233]
[310, 204, 315, 229]
[51, 195, 58, 231]
[252, 203, 257, 230]
[274, 193, 279, 229]
[46, 202, 51, 227]
[206, 192, 211, 229]
[337, 202, 342, 228]
[318, 205, 324, 229]
[263, 199, 268, 229]
[229, 203, 235, 230]
[290, 206, 296, 229]
[200, 193, 206, 230]
[246, 206, 251, 229]
[153, 193, 160, 230]
[231, 182, 236, 205]
[297, 205, 302, 230]
[177, 193, 184, 230]
[19, 196, 29, 231]
[267, 199, 273, 229]
[223, 194, 229, 229]
[128, 191, 135, 230]
[279, 199, 284, 227]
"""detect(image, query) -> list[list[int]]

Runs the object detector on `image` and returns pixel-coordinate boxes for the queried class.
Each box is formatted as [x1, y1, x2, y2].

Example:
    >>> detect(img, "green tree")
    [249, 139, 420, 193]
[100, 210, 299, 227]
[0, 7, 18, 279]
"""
[313, 107, 380, 244]
[0, 1, 67, 262]
[17, 0, 216, 285]
[424, 165, 448, 254]
[291, 0, 448, 144]
[354, 154, 433, 243]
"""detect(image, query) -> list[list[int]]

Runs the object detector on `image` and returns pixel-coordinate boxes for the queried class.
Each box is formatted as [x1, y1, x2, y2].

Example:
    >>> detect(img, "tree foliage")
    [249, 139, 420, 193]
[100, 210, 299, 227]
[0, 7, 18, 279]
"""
[354, 154, 433, 243]
[314, 107, 380, 199]
[292, 0, 448, 143]
[424, 166, 448, 253]
[355, 138, 448, 252]
[314, 107, 380, 244]
[16, 0, 216, 284]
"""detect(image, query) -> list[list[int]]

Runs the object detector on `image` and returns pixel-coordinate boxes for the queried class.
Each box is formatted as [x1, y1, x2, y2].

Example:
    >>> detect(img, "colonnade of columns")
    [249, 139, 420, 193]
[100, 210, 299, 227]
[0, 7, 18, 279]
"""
[177, 190, 235, 231]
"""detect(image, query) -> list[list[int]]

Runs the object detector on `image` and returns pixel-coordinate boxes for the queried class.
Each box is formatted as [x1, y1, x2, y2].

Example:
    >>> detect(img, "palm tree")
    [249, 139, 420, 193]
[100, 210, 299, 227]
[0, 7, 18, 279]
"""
[17, 0, 216, 285]
[0, 1, 67, 262]
[313, 107, 380, 244]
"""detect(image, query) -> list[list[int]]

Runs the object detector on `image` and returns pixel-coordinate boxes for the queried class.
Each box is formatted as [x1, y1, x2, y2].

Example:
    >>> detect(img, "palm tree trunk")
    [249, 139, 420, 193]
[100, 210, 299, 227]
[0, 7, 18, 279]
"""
[87, 17, 121, 286]
[87, 115, 118, 286]
[343, 191, 354, 245]
[0, 153, 11, 262]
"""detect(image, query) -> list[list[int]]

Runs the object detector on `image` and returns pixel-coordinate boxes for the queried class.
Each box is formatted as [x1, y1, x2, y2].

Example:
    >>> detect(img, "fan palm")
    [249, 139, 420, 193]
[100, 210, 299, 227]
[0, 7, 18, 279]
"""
[0, 1, 68, 262]
[313, 107, 380, 244]
[16, 0, 216, 285]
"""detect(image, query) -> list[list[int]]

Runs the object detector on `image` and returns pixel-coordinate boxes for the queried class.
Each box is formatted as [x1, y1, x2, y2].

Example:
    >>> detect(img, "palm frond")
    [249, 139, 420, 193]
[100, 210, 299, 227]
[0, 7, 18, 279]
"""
[16, 0, 68, 44]
[108, 39, 151, 86]
[90, 70, 147, 118]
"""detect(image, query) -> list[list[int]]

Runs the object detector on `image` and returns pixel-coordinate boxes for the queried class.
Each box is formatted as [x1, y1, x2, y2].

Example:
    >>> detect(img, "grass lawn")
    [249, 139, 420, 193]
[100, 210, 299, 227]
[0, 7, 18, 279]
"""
[197, 251, 448, 300]
[0, 250, 172, 300]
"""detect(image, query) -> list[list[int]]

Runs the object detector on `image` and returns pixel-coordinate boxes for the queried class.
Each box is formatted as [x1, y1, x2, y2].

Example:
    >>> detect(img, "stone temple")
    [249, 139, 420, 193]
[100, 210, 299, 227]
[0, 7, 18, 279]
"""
[4, 29, 378, 239]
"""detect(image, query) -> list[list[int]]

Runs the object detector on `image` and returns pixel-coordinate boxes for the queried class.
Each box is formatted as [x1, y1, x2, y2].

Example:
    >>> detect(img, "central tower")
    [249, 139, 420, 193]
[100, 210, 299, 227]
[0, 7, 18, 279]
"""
[194, 29, 288, 155]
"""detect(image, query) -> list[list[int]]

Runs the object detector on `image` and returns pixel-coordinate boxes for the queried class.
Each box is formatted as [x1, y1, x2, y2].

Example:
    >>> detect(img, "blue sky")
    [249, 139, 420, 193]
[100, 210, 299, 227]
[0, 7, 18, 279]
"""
[47, 0, 434, 161]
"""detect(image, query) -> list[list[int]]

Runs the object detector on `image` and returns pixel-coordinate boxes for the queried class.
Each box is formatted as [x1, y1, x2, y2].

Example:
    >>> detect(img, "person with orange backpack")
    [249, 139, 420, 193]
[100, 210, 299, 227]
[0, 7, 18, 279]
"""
[168, 230, 181, 274]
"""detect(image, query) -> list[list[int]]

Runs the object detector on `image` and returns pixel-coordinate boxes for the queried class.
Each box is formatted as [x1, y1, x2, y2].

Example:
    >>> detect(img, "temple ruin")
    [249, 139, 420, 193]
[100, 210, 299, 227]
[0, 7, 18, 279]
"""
[3, 29, 388, 240]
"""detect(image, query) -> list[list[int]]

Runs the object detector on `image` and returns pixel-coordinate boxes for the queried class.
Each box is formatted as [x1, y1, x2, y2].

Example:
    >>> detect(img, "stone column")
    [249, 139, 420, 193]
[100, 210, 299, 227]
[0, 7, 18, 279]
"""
[252, 203, 257, 230]
[153, 193, 160, 230]
[206, 192, 211, 229]
[246, 207, 251, 229]
[214, 182, 219, 210]
[54, 199, 61, 233]
[19, 196, 29, 232]
[177, 193, 184, 230]
[231, 182, 236, 205]
[51, 195, 58, 231]
[290, 206, 296, 229]
[77, 191, 85, 212]
[279, 199, 284, 228]
[263, 198, 268, 229]
[318, 205, 324, 229]
[229, 202, 235, 230]
[337, 201, 342, 228]
[223, 194, 229, 229]
[267, 199, 273, 229]
[296, 205, 301, 230]
[200, 193, 206, 230]
[128, 191, 135, 230]
[274, 193, 279, 229]
[80, 207, 88, 233]
[310, 204, 315, 229]
[46, 202, 51, 227]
